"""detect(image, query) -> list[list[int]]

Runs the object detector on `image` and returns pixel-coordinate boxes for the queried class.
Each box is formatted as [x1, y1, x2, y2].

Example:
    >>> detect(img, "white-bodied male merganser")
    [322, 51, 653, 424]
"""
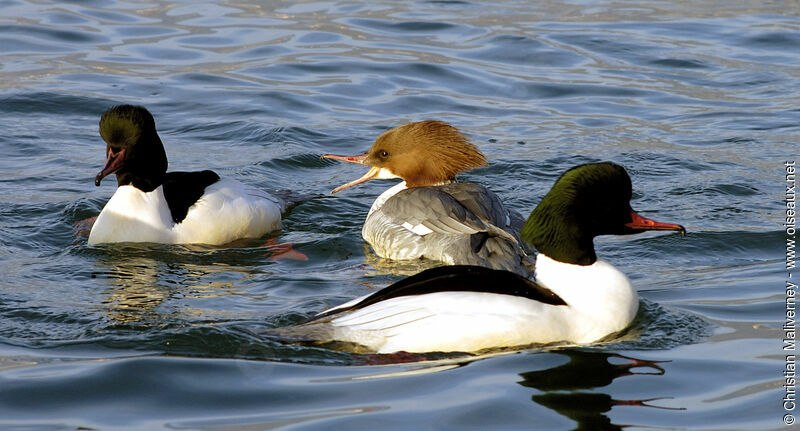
[88, 105, 284, 245]
[322, 120, 533, 277]
[276, 162, 685, 353]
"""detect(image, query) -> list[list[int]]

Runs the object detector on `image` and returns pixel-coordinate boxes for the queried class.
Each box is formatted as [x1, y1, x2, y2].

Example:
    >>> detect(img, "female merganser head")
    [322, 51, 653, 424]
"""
[322, 121, 530, 275]
[274, 162, 685, 353]
[322, 120, 487, 192]
[88, 105, 284, 245]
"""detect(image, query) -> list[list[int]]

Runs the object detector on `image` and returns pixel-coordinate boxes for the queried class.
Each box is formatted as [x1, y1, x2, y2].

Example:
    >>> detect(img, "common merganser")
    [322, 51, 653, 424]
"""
[276, 162, 685, 353]
[88, 105, 284, 245]
[322, 120, 533, 277]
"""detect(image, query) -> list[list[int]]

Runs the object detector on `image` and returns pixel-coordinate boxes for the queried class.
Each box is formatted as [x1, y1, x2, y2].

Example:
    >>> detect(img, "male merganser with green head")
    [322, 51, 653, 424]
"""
[322, 120, 533, 277]
[277, 162, 685, 353]
[88, 105, 284, 245]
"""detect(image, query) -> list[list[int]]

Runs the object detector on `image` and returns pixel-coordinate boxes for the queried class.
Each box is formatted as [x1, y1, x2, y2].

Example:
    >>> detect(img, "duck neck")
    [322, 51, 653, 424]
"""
[116, 171, 164, 193]
[522, 204, 597, 266]
[115, 131, 168, 192]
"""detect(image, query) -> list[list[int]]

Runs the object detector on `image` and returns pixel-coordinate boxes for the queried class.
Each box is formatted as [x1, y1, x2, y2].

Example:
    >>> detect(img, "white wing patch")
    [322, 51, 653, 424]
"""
[401, 221, 434, 236]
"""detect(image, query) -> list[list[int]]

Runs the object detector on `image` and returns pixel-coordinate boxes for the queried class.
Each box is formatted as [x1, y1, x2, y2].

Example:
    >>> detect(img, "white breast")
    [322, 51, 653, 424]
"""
[534, 254, 639, 343]
[88, 185, 175, 244]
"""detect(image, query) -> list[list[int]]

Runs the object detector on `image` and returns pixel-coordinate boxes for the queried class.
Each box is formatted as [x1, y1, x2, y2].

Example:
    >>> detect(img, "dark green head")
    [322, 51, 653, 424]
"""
[95, 105, 168, 191]
[522, 162, 685, 265]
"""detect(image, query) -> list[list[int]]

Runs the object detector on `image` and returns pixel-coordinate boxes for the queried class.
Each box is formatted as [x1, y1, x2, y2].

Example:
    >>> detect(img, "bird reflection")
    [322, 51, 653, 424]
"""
[518, 350, 679, 431]
[361, 244, 441, 277]
[94, 247, 253, 324]
[98, 255, 172, 323]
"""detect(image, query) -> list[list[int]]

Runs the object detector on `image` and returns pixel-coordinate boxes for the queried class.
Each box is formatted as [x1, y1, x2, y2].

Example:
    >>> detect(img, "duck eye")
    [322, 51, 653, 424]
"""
[379, 150, 389, 158]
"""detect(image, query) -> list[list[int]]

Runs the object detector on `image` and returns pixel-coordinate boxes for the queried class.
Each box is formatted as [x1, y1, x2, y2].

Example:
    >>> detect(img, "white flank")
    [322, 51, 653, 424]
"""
[313, 253, 640, 353]
[88, 178, 281, 245]
[173, 179, 281, 244]
[326, 291, 574, 353]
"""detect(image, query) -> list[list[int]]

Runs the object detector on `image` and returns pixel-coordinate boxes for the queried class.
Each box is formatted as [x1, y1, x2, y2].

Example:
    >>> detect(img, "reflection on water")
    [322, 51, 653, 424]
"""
[94, 250, 254, 324]
[361, 243, 442, 277]
[324, 348, 679, 430]
[99, 257, 168, 323]
[519, 350, 675, 431]
[519, 350, 665, 391]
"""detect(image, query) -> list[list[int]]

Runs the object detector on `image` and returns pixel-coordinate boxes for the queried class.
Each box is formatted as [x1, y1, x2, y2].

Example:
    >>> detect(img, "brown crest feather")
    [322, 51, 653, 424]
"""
[368, 120, 487, 187]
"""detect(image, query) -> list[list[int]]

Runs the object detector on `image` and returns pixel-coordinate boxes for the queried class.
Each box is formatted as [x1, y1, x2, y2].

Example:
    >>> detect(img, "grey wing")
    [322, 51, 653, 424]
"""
[364, 184, 534, 276]
[437, 183, 534, 253]
[379, 186, 517, 241]
[436, 183, 523, 234]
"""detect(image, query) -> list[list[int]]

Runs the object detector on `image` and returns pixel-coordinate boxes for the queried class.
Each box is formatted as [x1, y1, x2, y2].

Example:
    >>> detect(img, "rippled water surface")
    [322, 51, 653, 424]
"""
[1, 1, 797, 430]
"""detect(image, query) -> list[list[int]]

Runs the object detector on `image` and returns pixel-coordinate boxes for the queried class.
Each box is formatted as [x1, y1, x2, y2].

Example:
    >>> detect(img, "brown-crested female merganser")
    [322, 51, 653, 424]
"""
[88, 105, 284, 245]
[322, 120, 533, 277]
[277, 162, 685, 353]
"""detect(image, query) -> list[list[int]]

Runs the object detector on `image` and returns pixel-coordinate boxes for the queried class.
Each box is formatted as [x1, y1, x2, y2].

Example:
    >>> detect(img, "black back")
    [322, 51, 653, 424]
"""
[161, 170, 220, 223]
[315, 265, 566, 319]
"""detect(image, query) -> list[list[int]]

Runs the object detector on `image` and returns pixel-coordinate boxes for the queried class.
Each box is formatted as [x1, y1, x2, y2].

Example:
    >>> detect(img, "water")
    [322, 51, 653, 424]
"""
[0, 1, 796, 429]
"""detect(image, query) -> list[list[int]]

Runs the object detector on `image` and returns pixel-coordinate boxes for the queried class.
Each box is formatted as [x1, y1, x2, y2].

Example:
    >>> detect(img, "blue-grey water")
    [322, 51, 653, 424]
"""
[1, 1, 796, 430]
